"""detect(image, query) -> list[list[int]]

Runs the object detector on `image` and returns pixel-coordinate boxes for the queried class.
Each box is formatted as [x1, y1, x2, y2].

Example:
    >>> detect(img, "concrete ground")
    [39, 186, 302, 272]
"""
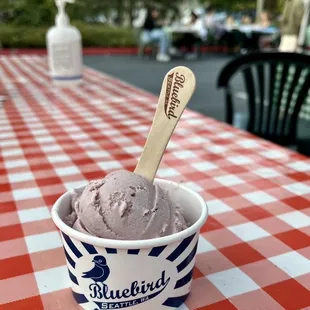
[84, 54, 310, 156]
[84, 54, 237, 122]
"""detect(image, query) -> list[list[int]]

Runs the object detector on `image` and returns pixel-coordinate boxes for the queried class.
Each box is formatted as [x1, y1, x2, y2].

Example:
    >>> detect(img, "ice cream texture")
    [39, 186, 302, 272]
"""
[65, 170, 187, 240]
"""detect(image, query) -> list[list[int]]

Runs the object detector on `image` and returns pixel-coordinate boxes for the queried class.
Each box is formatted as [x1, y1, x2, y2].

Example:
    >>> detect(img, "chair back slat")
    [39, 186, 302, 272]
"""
[272, 63, 290, 136]
[242, 68, 256, 132]
[281, 66, 303, 136]
[225, 86, 234, 125]
[266, 62, 276, 136]
[217, 52, 310, 146]
[255, 64, 265, 133]
[290, 71, 310, 137]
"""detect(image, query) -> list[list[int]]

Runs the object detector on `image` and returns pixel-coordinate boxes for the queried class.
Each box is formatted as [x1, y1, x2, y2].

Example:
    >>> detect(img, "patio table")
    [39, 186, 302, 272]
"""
[0, 55, 309, 310]
[224, 25, 279, 36]
[166, 26, 197, 34]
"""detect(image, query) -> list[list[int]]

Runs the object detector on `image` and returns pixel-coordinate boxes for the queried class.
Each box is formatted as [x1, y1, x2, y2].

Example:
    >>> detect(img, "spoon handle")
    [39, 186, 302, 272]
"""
[134, 66, 196, 182]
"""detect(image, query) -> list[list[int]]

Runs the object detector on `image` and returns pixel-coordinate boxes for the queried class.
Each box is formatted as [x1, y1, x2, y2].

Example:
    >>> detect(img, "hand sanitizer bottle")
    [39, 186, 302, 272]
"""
[46, 0, 83, 85]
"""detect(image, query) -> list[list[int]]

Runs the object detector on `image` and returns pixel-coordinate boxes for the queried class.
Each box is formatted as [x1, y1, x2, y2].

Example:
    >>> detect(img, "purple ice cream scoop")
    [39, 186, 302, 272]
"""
[65, 170, 187, 240]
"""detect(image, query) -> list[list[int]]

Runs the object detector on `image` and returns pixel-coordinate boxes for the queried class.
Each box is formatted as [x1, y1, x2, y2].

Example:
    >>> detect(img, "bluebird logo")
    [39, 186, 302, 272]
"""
[82, 255, 110, 283]
[83, 255, 171, 309]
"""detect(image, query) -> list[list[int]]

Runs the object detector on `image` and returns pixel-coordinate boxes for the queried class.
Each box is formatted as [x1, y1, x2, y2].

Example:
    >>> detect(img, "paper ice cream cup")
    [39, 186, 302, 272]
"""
[51, 179, 208, 310]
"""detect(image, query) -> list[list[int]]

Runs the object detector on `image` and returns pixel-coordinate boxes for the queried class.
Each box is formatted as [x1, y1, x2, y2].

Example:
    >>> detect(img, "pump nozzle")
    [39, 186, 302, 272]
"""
[55, 0, 75, 26]
[56, 0, 75, 7]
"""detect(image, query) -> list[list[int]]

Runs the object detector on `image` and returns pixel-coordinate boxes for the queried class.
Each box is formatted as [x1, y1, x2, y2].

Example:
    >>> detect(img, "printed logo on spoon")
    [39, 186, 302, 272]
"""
[164, 72, 185, 120]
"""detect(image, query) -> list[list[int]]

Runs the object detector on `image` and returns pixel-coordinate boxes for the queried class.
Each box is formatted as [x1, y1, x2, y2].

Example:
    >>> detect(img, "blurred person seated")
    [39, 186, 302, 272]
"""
[172, 12, 207, 59]
[240, 15, 255, 52]
[205, 6, 216, 30]
[226, 15, 237, 28]
[211, 12, 230, 42]
[241, 15, 253, 25]
[218, 15, 246, 53]
[204, 5, 220, 42]
[258, 12, 280, 50]
[141, 7, 171, 62]
[259, 11, 272, 28]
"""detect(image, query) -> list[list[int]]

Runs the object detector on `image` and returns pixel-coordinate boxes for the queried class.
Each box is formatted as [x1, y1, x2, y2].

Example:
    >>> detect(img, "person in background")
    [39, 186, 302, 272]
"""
[258, 11, 279, 50]
[205, 6, 216, 30]
[279, 0, 305, 52]
[240, 15, 255, 51]
[241, 15, 253, 25]
[259, 11, 272, 28]
[219, 15, 246, 53]
[225, 15, 236, 27]
[141, 7, 171, 62]
[172, 11, 207, 59]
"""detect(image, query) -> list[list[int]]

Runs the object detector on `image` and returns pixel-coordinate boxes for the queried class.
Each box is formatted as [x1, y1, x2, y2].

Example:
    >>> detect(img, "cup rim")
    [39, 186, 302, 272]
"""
[51, 178, 208, 249]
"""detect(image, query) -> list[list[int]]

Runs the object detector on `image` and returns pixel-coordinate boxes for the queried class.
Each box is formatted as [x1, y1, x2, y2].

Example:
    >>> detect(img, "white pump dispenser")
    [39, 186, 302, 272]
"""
[46, 0, 83, 85]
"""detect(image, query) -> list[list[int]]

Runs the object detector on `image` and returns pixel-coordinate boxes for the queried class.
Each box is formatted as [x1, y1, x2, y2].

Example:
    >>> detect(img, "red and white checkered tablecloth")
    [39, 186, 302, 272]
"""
[0, 55, 309, 310]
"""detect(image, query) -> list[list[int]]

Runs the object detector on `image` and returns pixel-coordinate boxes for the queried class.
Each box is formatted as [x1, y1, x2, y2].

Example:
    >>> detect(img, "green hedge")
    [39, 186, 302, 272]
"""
[0, 23, 136, 48]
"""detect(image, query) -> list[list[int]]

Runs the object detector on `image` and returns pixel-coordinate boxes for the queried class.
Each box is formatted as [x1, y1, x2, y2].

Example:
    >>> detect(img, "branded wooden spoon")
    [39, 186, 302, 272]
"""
[134, 66, 196, 183]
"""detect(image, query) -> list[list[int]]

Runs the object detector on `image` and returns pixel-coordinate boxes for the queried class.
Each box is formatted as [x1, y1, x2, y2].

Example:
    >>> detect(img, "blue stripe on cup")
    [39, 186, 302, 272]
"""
[72, 291, 89, 304]
[177, 241, 198, 273]
[166, 234, 196, 262]
[174, 267, 194, 289]
[127, 249, 140, 255]
[81, 242, 98, 255]
[106, 248, 117, 254]
[68, 269, 79, 285]
[163, 293, 190, 307]
[63, 247, 76, 268]
[62, 232, 83, 258]
[148, 245, 167, 257]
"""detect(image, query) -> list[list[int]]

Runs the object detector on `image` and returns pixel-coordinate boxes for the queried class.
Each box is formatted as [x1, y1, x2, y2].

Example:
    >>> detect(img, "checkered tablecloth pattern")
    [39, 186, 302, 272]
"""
[0, 55, 309, 310]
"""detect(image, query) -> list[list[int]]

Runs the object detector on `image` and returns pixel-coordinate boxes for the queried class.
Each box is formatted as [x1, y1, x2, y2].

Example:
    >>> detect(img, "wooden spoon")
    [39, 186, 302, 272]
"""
[134, 66, 196, 183]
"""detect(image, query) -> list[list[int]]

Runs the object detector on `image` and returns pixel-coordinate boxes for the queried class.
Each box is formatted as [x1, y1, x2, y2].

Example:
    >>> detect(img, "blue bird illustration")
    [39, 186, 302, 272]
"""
[82, 255, 110, 283]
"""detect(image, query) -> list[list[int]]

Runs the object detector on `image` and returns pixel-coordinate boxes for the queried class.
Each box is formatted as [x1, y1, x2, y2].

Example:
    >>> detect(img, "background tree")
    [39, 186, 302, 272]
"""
[0, 0, 286, 27]
[203, 0, 257, 11]
[0, 0, 56, 26]
[264, 0, 284, 16]
[205, 0, 285, 15]
[0, 0, 180, 26]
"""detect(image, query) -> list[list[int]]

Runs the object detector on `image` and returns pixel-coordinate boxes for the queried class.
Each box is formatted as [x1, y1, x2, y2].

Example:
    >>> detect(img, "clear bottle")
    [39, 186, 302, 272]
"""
[46, 0, 83, 85]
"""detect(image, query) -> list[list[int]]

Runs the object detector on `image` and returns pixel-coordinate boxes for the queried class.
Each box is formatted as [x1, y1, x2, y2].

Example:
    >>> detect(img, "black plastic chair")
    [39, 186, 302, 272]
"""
[217, 52, 310, 147]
